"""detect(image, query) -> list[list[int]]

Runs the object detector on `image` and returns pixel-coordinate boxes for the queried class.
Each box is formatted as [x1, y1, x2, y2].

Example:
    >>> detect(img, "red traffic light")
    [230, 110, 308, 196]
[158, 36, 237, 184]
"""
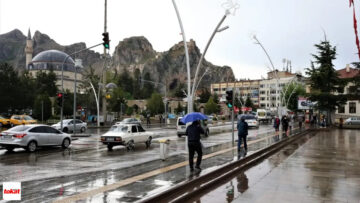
[57, 93, 63, 98]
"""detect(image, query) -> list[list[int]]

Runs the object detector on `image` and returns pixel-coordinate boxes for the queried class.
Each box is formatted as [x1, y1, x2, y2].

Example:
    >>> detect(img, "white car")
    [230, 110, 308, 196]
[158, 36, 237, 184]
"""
[115, 118, 141, 125]
[239, 114, 259, 128]
[176, 117, 209, 138]
[52, 119, 87, 133]
[0, 125, 71, 152]
[344, 117, 360, 125]
[100, 123, 153, 151]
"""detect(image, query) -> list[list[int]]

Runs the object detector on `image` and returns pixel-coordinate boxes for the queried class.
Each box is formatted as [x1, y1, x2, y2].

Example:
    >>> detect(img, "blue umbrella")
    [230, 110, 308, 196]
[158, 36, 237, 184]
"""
[181, 112, 208, 124]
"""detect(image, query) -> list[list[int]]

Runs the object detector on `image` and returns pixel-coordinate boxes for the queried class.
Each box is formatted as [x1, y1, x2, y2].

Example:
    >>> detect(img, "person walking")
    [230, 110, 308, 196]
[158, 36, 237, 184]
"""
[159, 114, 162, 127]
[237, 117, 249, 153]
[298, 115, 303, 130]
[281, 115, 289, 136]
[289, 114, 294, 133]
[273, 116, 280, 134]
[186, 120, 205, 172]
[146, 113, 151, 128]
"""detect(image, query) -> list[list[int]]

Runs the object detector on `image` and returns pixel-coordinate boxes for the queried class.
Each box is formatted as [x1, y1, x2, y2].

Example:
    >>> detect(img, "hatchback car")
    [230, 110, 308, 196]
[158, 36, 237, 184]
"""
[344, 117, 360, 125]
[0, 125, 71, 152]
[239, 114, 259, 128]
[100, 123, 153, 151]
[176, 117, 209, 138]
[10, 115, 37, 126]
[0, 115, 10, 127]
[52, 119, 87, 133]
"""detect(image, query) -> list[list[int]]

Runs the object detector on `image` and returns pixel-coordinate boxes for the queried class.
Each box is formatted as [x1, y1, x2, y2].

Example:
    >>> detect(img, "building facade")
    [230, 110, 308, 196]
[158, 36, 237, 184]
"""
[335, 65, 360, 119]
[210, 80, 260, 107]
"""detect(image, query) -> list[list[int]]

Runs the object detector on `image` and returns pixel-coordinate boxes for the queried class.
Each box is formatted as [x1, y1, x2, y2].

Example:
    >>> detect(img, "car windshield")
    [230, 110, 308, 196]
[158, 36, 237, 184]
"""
[24, 116, 34, 120]
[8, 125, 31, 132]
[178, 118, 185, 125]
[109, 125, 128, 132]
[258, 112, 265, 116]
[0, 116, 4, 119]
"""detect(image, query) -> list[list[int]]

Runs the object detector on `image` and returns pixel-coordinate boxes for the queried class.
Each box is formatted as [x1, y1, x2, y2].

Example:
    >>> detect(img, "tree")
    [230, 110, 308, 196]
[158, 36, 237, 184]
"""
[281, 83, 306, 112]
[107, 87, 127, 113]
[133, 68, 142, 99]
[205, 96, 220, 115]
[0, 63, 23, 112]
[213, 93, 220, 104]
[234, 94, 244, 108]
[33, 94, 52, 121]
[34, 70, 58, 96]
[173, 83, 186, 98]
[117, 69, 133, 96]
[175, 102, 184, 115]
[198, 88, 211, 103]
[245, 96, 253, 108]
[305, 39, 346, 124]
[146, 93, 164, 115]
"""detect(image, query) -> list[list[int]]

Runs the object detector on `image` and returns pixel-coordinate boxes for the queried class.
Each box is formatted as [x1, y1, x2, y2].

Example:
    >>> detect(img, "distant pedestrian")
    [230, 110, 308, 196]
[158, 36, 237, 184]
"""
[159, 114, 162, 127]
[146, 113, 151, 128]
[298, 115, 303, 130]
[281, 115, 289, 136]
[186, 120, 205, 172]
[273, 116, 280, 132]
[237, 117, 249, 153]
[289, 114, 294, 133]
[339, 118, 344, 129]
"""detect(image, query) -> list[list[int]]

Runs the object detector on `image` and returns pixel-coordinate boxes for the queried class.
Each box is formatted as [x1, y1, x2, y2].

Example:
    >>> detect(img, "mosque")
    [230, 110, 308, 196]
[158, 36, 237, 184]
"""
[25, 29, 83, 93]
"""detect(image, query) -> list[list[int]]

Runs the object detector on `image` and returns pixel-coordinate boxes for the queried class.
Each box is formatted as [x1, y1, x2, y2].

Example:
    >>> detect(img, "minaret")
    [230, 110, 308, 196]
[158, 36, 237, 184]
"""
[24, 28, 33, 68]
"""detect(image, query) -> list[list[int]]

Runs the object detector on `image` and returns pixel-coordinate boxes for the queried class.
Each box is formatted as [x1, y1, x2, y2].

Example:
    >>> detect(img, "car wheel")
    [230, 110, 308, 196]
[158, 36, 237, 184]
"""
[5, 147, 14, 152]
[145, 136, 152, 148]
[62, 138, 71, 149]
[107, 144, 113, 151]
[126, 140, 135, 151]
[80, 127, 86, 133]
[27, 141, 37, 152]
[63, 127, 68, 133]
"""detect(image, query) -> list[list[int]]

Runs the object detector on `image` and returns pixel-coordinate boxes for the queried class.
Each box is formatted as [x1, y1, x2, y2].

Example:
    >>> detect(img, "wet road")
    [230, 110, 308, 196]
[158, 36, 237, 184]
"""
[197, 129, 360, 203]
[0, 124, 273, 182]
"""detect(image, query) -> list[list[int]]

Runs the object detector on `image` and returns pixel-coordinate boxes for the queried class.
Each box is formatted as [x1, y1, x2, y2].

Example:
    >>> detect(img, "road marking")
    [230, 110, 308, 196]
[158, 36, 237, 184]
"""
[55, 128, 300, 203]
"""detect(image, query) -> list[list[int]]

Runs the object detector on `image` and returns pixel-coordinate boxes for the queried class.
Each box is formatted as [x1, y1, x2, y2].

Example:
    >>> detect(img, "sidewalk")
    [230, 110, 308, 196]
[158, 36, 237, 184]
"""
[198, 128, 360, 203]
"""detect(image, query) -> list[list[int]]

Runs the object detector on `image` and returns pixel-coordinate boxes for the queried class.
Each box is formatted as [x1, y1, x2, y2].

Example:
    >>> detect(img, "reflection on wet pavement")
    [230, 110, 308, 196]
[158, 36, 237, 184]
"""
[198, 129, 360, 203]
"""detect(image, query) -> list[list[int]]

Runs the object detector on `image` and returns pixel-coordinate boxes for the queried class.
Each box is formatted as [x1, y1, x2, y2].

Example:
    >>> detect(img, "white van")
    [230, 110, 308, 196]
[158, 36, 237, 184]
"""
[256, 109, 272, 123]
[176, 117, 209, 138]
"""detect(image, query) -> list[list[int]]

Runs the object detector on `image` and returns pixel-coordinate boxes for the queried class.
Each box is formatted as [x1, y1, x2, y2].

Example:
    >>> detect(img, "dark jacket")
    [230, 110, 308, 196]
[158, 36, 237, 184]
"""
[186, 122, 205, 142]
[237, 120, 248, 136]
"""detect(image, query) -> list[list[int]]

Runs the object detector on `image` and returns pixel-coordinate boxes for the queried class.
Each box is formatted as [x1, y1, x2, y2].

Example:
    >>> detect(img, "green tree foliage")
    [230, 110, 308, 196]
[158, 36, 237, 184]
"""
[234, 94, 244, 108]
[198, 88, 211, 103]
[305, 39, 346, 124]
[281, 83, 306, 112]
[146, 93, 164, 115]
[107, 87, 127, 113]
[0, 63, 23, 112]
[35, 70, 58, 96]
[175, 102, 184, 114]
[173, 83, 186, 98]
[213, 93, 220, 104]
[205, 96, 220, 115]
[245, 96, 253, 108]
[33, 94, 52, 121]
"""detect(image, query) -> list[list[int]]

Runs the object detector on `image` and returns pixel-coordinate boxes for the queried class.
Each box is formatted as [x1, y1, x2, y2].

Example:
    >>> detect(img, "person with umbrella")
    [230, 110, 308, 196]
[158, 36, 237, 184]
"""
[182, 112, 207, 172]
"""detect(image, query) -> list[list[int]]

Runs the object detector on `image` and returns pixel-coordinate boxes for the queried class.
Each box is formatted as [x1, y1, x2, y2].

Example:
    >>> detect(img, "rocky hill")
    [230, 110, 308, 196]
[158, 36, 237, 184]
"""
[0, 29, 234, 90]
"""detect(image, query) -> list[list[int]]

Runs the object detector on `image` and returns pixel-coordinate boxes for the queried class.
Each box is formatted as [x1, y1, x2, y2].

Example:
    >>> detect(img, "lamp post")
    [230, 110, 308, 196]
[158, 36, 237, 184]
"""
[88, 81, 100, 127]
[60, 42, 104, 131]
[73, 59, 83, 135]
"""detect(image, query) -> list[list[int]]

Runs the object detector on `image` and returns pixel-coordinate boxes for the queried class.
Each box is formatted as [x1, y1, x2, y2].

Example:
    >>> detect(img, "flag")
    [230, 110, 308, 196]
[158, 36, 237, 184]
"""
[350, 1, 360, 59]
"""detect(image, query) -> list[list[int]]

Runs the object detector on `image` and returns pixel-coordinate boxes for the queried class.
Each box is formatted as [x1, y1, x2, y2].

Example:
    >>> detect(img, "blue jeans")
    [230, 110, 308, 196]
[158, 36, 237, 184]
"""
[238, 134, 247, 151]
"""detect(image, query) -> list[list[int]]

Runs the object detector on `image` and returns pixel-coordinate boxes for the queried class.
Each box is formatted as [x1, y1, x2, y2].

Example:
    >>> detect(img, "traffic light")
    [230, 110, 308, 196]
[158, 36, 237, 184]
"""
[56, 93, 63, 107]
[226, 90, 233, 108]
[102, 32, 110, 49]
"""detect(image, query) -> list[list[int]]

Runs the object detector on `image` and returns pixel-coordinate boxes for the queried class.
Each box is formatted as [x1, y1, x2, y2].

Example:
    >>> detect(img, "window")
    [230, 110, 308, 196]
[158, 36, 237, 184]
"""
[137, 125, 145, 132]
[75, 120, 82, 124]
[338, 105, 345, 114]
[260, 84, 264, 88]
[349, 102, 356, 114]
[29, 127, 47, 133]
[45, 126, 60, 134]
[131, 126, 138, 133]
[260, 91, 266, 95]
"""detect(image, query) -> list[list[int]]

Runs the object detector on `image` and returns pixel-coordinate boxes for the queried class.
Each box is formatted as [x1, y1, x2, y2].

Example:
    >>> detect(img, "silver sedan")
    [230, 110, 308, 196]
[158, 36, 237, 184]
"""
[52, 119, 87, 133]
[0, 124, 71, 152]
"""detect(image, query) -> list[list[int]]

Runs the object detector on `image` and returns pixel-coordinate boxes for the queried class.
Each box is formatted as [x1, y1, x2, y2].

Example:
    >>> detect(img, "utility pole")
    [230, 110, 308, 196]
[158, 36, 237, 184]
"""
[231, 87, 235, 147]
[102, 0, 108, 125]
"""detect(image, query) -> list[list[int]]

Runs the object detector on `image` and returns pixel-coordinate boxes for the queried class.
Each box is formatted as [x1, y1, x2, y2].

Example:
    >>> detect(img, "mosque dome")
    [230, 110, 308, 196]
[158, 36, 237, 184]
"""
[29, 50, 75, 72]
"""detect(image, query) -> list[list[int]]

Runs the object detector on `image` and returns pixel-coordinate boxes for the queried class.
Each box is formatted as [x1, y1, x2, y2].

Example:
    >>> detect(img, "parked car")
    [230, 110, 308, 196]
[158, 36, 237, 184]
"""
[344, 117, 360, 125]
[115, 118, 141, 125]
[0, 115, 10, 127]
[52, 119, 87, 133]
[0, 124, 71, 152]
[239, 114, 259, 128]
[10, 115, 37, 127]
[100, 123, 153, 151]
[176, 117, 209, 138]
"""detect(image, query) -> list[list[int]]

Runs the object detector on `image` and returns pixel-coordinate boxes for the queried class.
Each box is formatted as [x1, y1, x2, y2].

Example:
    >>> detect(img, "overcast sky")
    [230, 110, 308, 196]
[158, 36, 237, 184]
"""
[0, 0, 358, 79]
